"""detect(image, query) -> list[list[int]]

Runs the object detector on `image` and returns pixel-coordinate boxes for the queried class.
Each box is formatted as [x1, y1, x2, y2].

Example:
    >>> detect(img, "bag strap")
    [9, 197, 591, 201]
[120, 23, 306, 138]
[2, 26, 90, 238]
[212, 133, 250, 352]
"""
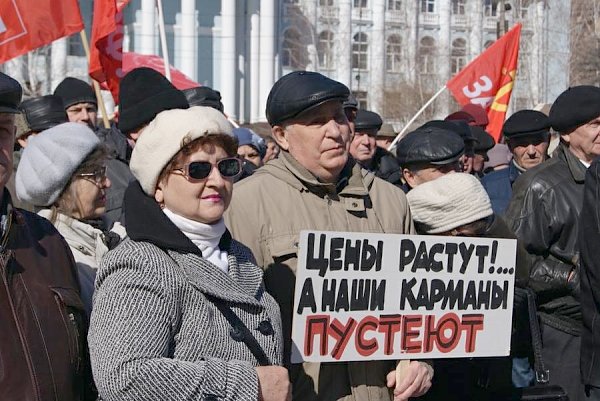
[524, 287, 549, 384]
[205, 294, 271, 366]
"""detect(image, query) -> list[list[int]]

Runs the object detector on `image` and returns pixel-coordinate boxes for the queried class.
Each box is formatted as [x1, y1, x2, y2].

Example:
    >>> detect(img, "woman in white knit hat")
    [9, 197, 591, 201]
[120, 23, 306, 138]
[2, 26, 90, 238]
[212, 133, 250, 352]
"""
[88, 106, 288, 401]
[406, 172, 531, 400]
[15, 122, 124, 316]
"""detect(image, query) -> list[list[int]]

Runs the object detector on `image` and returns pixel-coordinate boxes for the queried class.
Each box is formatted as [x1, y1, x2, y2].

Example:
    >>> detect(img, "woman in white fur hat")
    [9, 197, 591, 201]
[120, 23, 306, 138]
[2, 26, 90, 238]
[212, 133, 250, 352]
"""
[15, 122, 124, 316]
[87, 106, 288, 401]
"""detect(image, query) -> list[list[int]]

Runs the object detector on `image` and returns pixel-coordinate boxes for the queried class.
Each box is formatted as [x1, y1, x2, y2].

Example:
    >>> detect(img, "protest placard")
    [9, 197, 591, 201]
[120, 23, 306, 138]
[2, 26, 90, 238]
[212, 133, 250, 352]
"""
[291, 230, 517, 363]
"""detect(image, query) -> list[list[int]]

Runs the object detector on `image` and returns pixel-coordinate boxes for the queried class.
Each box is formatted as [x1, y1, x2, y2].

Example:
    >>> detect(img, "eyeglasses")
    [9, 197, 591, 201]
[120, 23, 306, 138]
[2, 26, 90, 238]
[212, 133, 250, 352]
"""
[172, 157, 242, 181]
[76, 166, 107, 186]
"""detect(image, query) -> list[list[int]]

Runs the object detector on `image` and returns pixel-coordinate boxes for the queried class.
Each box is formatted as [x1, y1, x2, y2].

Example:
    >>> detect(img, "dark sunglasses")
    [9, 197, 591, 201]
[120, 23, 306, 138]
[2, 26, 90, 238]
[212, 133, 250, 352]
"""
[173, 157, 242, 181]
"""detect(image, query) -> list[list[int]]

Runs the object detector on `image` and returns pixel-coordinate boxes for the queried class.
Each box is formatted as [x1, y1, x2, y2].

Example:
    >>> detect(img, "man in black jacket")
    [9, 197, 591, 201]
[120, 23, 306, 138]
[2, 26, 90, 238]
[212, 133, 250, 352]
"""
[349, 109, 403, 186]
[505, 85, 600, 401]
[579, 158, 600, 400]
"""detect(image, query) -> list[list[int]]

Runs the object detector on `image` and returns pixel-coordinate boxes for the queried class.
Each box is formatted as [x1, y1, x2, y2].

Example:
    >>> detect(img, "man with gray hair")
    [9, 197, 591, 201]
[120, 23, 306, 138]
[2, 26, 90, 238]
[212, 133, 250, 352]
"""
[226, 71, 432, 401]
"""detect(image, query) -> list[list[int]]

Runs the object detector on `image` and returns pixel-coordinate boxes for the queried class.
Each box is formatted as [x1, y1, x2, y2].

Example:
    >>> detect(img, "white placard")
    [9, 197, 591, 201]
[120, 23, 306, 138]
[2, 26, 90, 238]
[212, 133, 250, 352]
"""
[291, 230, 517, 363]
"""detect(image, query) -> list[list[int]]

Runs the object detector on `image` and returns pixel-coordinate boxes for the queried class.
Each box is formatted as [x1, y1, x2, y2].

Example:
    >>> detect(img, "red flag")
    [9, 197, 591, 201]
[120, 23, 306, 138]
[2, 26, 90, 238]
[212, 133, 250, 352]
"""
[122, 52, 199, 90]
[446, 24, 522, 142]
[0, 0, 83, 63]
[89, 0, 130, 104]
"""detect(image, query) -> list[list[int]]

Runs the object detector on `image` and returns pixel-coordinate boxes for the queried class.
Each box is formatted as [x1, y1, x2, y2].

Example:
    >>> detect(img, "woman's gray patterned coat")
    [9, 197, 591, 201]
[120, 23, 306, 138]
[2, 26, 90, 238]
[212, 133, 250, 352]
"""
[88, 236, 284, 401]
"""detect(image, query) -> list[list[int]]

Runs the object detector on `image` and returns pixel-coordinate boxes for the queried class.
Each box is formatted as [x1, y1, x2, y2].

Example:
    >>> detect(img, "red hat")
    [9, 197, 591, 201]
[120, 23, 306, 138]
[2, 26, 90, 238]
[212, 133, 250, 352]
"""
[462, 104, 489, 127]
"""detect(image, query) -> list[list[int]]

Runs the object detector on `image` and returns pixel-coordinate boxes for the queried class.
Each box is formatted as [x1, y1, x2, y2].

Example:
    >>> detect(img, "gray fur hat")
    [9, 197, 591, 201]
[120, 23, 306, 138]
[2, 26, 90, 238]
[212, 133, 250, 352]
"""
[16, 122, 100, 206]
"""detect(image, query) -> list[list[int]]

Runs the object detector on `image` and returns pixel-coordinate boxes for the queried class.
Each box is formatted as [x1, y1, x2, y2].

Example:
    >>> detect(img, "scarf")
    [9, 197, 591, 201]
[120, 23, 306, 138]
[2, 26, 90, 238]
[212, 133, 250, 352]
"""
[162, 208, 229, 273]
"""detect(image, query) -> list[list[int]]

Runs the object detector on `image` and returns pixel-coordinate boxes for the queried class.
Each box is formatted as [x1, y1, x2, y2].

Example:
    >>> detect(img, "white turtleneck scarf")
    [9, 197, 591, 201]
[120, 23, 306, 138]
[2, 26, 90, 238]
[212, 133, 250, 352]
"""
[162, 208, 229, 273]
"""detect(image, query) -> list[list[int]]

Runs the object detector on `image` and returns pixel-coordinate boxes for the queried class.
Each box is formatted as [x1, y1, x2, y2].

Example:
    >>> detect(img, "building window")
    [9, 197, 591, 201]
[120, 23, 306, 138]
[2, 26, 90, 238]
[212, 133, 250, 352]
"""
[484, 40, 494, 49]
[353, 0, 367, 7]
[418, 36, 436, 75]
[352, 32, 369, 70]
[452, 0, 465, 15]
[320, 0, 335, 5]
[354, 90, 368, 110]
[484, 0, 497, 16]
[517, 0, 531, 18]
[282, 29, 302, 68]
[420, 0, 435, 13]
[451, 38, 467, 75]
[387, 0, 401, 10]
[317, 30, 335, 69]
[68, 34, 85, 57]
[386, 34, 402, 73]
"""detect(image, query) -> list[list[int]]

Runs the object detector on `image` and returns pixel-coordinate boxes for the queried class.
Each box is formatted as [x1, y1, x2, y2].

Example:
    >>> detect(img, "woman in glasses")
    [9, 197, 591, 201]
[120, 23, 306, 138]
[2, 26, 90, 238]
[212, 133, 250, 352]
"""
[88, 107, 289, 401]
[15, 122, 123, 316]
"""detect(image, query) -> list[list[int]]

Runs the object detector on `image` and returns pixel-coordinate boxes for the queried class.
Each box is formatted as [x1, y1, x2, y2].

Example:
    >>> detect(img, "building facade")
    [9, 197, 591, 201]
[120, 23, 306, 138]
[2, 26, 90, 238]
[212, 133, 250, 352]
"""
[1, 0, 570, 125]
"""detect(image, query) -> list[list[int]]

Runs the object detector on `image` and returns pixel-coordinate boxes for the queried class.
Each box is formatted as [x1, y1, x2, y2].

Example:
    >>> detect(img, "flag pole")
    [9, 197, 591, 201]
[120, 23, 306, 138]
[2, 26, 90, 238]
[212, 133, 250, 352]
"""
[155, 0, 171, 81]
[79, 30, 111, 129]
[388, 85, 447, 151]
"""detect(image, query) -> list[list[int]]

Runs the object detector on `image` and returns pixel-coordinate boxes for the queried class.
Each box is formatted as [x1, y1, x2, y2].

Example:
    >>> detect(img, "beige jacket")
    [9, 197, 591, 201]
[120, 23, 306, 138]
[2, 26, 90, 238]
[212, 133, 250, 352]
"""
[226, 152, 415, 401]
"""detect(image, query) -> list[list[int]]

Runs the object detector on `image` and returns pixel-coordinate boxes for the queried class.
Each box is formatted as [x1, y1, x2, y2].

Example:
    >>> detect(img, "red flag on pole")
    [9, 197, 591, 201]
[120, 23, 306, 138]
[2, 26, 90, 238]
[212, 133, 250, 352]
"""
[89, 0, 130, 104]
[446, 24, 522, 142]
[0, 0, 83, 64]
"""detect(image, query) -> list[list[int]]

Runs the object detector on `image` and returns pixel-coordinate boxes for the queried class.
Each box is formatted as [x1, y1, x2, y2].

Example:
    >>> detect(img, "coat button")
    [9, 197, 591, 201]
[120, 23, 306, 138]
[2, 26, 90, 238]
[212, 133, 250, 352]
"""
[257, 320, 274, 336]
[230, 325, 245, 342]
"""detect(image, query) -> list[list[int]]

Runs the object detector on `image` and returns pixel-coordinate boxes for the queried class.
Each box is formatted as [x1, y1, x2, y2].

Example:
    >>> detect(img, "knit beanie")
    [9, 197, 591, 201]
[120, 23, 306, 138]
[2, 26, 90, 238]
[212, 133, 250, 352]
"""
[130, 106, 234, 195]
[406, 173, 493, 234]
[16, 122, 100, 206]
[118, 67, 189, 134]
[53, 77, 97, 109]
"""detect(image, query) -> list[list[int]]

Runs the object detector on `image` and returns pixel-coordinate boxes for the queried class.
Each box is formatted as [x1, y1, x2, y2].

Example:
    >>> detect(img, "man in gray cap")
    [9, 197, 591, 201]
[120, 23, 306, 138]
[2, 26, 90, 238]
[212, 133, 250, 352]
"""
[349, 109, 403, 186]
[482, 110, 551, 215]
[505, 85, 600, 401]
[226, 71, 432, 401]
[0, 72, 95, 399]
[396, 125, 464, 191]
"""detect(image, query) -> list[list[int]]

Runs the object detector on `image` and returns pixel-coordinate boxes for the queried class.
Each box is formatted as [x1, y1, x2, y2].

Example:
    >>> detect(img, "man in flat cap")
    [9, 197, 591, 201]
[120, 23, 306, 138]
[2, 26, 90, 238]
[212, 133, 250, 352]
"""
[482, 110, 551, 215]
[471, 126, 495, 176]
[226, 71, 432, 401]
[54, 76, 98, 130]
[376, 123, 397, 149]
[0, 72, 95, 400]
[396, 126, 464, 191]
[505, 85, 600, 401]
[426, 119, 478, 174]
[349, 109, 403, 186]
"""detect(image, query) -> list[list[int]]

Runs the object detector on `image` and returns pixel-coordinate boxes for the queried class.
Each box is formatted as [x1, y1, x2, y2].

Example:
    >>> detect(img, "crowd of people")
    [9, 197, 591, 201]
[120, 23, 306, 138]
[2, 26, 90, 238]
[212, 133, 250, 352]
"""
[0, 66, 598, 401]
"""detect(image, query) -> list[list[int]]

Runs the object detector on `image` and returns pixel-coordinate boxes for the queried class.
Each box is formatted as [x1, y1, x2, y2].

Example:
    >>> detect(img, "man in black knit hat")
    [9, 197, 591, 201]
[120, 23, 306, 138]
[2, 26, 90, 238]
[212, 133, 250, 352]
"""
[118, 67, 189, 146]
[54, 77, 98, 130]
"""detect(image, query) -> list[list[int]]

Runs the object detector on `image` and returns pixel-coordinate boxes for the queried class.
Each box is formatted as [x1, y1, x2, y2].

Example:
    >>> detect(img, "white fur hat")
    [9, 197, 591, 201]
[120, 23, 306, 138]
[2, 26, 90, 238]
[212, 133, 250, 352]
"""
[406, 173, 493, 234]
[130, 106, 234, 195]
[15, 122, 100, 207]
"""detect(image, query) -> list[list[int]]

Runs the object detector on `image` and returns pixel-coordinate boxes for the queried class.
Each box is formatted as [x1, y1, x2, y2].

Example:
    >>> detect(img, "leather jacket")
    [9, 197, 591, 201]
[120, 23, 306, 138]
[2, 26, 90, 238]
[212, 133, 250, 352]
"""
[0, 191, 95, 400]
[505, 143, 584, 335]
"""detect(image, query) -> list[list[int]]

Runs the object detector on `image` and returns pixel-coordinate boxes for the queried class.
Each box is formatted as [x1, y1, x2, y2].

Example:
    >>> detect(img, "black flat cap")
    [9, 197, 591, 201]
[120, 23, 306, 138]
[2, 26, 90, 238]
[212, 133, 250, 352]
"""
[397, 127, 465, 166]
[471, 126, 495, 152]
[503, 110, 550, 138]
[18, 95, 68, 135]
[53, 77, 96, 109]
[266, 71, 349, 126]
[421, 119, 477, 144]
[343, 93, 358, 110]
[0, 72, 23, 114]
[182, 86, 224, 113]
[354, 109, 383, 131]
[549, 85, 600, 133]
